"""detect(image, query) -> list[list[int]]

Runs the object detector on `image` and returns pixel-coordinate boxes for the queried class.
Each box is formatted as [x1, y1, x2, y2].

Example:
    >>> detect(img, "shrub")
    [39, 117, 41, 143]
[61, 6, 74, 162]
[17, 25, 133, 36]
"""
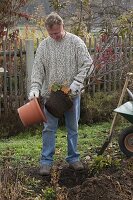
[0, 110, 27, 138]
[80, 91, 122, 124]
[43, 187, 56, 200]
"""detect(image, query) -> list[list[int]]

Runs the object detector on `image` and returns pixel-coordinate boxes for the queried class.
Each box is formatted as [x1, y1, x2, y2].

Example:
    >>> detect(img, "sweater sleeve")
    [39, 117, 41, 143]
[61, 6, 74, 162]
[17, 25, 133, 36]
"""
[30, 43, 46, 91]
[74, 40, 94, 84]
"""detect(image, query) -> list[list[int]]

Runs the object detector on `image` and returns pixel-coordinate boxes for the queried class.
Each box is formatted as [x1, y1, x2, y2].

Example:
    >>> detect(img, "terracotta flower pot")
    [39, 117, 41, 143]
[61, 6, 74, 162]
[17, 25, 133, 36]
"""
[17, 98, 47, 127]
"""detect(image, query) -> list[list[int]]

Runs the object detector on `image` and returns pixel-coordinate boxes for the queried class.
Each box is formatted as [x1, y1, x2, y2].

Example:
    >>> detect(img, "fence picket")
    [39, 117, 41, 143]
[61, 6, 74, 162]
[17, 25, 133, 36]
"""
[19, 39, 24, 106]
[3, 40, 8, 114]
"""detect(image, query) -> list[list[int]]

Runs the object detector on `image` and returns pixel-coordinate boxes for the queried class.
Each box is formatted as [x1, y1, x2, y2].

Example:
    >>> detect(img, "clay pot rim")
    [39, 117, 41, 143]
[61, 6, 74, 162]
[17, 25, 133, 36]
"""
[33, 97, 46, 121]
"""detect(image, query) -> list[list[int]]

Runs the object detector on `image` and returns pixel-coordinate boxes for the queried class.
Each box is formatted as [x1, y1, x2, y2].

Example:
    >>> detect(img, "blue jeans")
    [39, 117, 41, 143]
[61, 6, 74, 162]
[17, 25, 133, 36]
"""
[40, 95, 80, 166]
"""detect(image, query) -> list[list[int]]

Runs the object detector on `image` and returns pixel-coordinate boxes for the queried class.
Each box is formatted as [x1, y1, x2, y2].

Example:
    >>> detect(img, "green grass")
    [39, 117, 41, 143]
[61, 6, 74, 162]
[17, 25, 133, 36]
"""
[0, 121, 130, 166]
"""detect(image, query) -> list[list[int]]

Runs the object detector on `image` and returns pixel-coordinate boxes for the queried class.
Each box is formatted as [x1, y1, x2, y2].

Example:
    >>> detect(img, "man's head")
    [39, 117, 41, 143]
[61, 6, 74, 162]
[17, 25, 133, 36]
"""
[45, 12, 65, 41]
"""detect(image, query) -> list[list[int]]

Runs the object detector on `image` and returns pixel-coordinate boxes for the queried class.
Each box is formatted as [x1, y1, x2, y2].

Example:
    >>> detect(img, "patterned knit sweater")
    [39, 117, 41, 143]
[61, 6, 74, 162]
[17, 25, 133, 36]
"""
[30, 32, 93, 97]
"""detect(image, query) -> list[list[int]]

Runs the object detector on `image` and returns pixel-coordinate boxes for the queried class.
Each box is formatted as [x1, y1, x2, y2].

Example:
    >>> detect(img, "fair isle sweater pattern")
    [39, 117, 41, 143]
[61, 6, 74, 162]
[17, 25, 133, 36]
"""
[30, 32, 94, 97]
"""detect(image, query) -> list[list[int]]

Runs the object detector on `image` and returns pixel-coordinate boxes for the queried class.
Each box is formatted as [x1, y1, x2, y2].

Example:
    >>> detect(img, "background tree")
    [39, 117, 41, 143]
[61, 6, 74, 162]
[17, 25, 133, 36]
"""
[49, 0, 66, 13]
[0, 0, 30, 40]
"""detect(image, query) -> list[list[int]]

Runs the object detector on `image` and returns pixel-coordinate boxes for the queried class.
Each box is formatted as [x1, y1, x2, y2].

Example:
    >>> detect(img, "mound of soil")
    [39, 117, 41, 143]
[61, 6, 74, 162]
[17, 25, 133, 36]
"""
[67, 170, 132, 200]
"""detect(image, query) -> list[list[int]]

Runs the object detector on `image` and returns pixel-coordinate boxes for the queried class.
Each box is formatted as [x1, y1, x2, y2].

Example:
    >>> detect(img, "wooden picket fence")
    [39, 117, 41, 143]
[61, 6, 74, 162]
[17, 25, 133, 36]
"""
[0, 39, 26, 118]
[0, 35, 133, 117]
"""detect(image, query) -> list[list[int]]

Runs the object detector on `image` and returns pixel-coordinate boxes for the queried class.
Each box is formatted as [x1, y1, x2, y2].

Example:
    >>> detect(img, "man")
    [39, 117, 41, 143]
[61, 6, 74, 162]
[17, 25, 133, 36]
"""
[29, 12, 94, 175]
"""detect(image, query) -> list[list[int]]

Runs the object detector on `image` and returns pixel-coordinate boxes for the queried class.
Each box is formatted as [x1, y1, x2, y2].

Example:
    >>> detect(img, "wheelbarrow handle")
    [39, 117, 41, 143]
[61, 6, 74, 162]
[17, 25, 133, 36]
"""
[115, 72, 133, 108]
[126, 88, 133, 100]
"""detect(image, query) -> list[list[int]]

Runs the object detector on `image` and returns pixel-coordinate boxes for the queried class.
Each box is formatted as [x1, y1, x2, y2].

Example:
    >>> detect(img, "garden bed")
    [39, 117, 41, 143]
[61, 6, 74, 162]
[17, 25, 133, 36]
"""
[0, 158, 132, 200]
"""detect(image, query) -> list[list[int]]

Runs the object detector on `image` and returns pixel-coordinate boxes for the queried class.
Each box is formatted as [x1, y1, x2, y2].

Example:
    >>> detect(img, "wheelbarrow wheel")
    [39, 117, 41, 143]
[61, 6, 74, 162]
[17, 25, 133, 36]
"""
[118, 126, 133, 157]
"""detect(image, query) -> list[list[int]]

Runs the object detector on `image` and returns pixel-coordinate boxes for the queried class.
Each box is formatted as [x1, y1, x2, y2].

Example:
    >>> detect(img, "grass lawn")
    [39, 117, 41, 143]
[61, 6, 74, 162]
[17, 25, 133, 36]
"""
[0, 121, 130, 167]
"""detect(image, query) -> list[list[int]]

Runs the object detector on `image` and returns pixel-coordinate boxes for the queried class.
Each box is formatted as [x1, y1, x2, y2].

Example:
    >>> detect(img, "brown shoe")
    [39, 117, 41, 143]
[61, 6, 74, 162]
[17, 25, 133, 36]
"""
[39, 164, 51, 175]
[69, 161, 84, 170]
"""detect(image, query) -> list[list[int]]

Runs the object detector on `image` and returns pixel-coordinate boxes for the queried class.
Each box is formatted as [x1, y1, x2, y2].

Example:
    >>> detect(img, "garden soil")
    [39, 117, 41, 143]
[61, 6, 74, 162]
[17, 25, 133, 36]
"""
[1, 157, 133, 199]
[25, 158, 133, 200]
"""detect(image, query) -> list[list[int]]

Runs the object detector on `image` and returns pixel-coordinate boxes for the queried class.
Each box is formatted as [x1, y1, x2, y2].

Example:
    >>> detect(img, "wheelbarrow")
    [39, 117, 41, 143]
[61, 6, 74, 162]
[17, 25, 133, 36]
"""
[98, 73, 133, 156]
[114, 89, 133, 157]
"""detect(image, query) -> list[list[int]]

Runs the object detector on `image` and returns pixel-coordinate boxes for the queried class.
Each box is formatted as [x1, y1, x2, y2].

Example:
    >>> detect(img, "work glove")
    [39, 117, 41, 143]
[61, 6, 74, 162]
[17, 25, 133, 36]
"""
[28, 89, 39, 100]
[70, 80, 84, 96]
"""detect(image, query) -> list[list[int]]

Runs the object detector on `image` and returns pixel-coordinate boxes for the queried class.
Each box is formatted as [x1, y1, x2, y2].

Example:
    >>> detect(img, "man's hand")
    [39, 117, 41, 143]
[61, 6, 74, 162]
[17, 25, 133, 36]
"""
[70, 80, 84, 96]
[28, 89, 39, 100]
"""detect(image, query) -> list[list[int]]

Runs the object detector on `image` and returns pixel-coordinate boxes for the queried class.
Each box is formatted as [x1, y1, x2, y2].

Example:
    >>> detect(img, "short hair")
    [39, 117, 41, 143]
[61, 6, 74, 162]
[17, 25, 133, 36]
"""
[45, 12, 64, 29]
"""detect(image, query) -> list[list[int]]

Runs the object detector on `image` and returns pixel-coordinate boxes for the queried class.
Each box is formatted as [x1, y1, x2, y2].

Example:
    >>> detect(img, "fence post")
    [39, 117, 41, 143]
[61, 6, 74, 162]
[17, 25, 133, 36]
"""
[25, 39, 34, 95]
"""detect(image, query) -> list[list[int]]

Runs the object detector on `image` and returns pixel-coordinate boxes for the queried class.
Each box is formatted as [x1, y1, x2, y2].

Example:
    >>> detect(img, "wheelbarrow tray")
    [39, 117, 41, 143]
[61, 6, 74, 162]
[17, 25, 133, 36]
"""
[114, 101, 133, 124]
